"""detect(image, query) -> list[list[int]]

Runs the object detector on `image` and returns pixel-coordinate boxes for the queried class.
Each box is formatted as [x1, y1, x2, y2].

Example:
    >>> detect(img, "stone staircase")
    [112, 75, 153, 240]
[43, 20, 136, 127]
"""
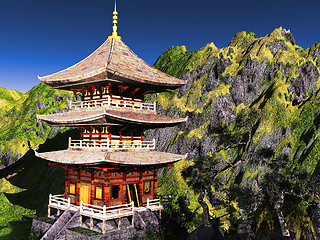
[41, 209, 79, 240]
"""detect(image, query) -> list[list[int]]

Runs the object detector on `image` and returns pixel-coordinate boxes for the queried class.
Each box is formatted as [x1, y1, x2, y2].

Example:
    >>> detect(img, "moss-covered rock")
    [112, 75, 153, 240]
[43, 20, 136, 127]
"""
[146, 27, 320, 238]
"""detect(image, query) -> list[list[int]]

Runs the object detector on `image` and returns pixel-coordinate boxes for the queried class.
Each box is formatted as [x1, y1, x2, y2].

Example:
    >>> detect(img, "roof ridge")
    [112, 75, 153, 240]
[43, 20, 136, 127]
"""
[105, 37, 115, 67]
[38, 39, 111, 81]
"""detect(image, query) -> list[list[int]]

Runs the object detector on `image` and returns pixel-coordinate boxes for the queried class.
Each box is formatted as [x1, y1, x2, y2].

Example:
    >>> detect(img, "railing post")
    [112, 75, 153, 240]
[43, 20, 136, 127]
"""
[118, 217, 121, 230]
[103, 219, 106, 234]
[68, 137, 71, 148]
[108, 95, 111, 107]
[48, 194, 52, 218]
[131, 201, 135, 227]
[79, 200, 83, 227]
[69, 99, 72, 109]
[147, 198, 150, 207]
[80, 140, 82, 148]
[154, 102, 156, 111]
[94, 100, 97, 108]
[81, 101, 83, 108]
[153, 139, 155, 149]
[68, 198, 70, 208]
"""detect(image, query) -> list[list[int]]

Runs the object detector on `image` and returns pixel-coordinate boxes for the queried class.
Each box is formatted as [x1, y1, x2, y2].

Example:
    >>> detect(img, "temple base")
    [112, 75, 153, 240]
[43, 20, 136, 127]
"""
[48, 194, 163, 234]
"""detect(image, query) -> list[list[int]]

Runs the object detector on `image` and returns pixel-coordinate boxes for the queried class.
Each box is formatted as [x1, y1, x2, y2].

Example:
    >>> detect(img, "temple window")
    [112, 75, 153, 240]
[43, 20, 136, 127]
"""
[144, 181, 151, 195]
[111, 185, 120, 199]
[69, 183, 76, 194]
[95, 186, 103, 199]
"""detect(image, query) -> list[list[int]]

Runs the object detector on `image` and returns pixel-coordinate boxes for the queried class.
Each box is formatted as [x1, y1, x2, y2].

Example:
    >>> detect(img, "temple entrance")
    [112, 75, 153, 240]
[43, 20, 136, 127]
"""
[80, 183, 91, 204]
[126, 184, 140, 207]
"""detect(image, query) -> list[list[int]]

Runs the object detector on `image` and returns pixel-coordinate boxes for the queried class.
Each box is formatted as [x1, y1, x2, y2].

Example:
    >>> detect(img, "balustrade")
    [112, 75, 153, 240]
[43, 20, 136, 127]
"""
[68, 137, 156, 150]
[69, 95, 156, 111]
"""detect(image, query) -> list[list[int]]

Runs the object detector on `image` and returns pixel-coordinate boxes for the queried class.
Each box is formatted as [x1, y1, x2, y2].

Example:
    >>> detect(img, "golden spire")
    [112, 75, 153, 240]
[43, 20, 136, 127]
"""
[108, 0, 121, 39]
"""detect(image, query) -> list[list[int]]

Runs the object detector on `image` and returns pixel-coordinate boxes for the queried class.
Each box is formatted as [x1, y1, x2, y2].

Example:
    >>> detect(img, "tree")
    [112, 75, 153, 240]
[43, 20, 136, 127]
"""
[182, 155, 221, 227]
[230, 153, 320, 239]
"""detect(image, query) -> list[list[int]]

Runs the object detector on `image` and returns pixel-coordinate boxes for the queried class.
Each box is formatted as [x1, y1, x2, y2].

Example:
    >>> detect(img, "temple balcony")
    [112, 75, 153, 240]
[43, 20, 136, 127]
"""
[70, 95, 156, 112]
[48, 194, 163, 234]
[68, 137, 156, 150]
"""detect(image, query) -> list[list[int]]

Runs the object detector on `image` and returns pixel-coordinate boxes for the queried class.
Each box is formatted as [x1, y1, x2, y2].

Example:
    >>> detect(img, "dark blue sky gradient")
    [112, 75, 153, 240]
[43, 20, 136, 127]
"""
[1, 0, 320, 92]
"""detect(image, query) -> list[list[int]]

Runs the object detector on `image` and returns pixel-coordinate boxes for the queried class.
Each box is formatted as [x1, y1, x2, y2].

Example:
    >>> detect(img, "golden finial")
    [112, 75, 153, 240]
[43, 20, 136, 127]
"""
[108, 0, 121, 39]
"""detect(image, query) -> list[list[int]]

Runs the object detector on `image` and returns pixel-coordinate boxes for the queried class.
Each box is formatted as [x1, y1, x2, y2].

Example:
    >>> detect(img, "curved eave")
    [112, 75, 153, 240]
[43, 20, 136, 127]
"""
[37, 109, 187, 127]
[35, 150, 186, 166]
[38, 38, 186, 90]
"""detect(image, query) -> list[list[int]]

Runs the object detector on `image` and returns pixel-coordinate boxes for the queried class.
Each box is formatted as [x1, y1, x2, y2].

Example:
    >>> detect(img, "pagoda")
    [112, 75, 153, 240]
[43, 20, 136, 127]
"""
[36, 2, 187, 233]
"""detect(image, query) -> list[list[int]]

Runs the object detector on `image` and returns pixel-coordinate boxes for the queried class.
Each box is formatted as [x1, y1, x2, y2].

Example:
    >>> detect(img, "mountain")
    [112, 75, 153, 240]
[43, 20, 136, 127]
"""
[146, 27, 320, 239]
[0, 83, 76, 169]
[0, 84, 78, 238]
[1, 27, 320, 239]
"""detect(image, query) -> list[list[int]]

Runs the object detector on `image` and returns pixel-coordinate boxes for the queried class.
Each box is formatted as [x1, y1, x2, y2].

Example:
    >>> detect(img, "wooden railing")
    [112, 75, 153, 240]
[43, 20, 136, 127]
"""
[80, 201, 134, 220]
[70, 95, 156, 111]
[47, 194, 163, 234]
[49, 194, 70, 209]
[146, 198, 162, 209]
[68, 137, 156, 150]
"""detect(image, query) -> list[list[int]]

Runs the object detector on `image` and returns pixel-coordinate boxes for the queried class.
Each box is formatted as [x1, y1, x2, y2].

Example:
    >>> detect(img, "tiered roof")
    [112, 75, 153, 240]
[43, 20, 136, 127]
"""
[38, 37, 185, 91]
[36, 5, 187, 166]
[37, 108, 187, 127]
[35, 150, 186, 166]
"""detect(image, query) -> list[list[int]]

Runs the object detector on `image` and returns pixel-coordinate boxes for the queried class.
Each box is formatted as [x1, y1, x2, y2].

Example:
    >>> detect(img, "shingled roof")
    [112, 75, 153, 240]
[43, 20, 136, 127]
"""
[35, 150, 186, 166]
[37, 108, 187, 127]
[38, 37, 185, 90]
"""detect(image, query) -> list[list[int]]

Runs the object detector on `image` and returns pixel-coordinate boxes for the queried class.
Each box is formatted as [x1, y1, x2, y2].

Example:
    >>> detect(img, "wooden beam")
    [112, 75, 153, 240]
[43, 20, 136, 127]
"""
[64, 166, 69, 199]
[76, 167, 81, 206]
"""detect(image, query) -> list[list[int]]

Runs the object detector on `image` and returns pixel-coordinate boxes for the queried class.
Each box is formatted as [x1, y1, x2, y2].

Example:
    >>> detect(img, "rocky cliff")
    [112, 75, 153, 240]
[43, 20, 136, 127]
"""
[146, 27, 320, 239]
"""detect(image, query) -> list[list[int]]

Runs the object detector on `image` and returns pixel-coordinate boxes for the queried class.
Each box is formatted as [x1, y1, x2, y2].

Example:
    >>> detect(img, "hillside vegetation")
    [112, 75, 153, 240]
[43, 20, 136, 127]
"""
[147, 27, 320, 239]
[0, 84, 76, 238]
[0, 83, 74, 169]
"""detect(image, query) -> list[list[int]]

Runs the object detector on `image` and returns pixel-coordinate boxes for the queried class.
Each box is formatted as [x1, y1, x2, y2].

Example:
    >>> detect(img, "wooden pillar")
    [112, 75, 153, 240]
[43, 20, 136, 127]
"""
[64, 165, 69, 199]
[122, 172, 127, 204]
[104, 171, 110, 207]
[153, 169, 157, 199]
[76, 167, 81, 205]
[102, 219, 106, 234]
[90, 86, 93, 100]
[139, 171, 143, 206]
[90, 170, 94, 205]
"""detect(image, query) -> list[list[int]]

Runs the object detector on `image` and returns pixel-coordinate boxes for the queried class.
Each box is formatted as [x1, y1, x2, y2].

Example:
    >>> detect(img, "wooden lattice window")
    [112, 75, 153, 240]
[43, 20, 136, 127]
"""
[69, 183, 76, 194]
[144, 181, 151, 195]
[95, 186, 103, 199]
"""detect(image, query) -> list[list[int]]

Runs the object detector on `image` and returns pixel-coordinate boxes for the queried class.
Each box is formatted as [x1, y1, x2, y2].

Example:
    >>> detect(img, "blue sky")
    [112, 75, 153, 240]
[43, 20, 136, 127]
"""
[0, 0, 320, 92]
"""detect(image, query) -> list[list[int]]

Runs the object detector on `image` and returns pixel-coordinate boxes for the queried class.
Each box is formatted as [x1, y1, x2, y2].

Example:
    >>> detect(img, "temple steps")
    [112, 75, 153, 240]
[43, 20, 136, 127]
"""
[41, 209, 79, 240]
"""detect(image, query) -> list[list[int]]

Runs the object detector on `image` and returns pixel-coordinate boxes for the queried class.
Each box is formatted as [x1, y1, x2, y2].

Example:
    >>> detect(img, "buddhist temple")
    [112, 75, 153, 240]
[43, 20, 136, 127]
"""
[36, 2, 187, 234]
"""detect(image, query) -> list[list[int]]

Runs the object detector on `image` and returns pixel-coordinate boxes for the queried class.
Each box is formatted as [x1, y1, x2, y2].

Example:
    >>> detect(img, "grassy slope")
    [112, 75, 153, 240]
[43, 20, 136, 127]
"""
[152, 28, 320, 237]
[0, 83, 72, 157]
[0, 84, 74, 239]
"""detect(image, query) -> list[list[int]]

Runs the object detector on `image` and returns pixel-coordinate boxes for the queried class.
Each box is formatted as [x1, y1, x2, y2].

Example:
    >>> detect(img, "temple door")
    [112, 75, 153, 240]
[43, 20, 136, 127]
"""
[80, 183, 91, 204]
[127, 184, 140, 207]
